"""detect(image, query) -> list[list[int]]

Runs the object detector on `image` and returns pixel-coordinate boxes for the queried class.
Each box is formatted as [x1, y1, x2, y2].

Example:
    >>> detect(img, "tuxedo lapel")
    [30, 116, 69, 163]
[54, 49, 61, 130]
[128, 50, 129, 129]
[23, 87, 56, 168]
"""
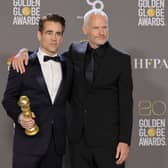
[30, 52, 52, 104]
[53, 56, 66, 104]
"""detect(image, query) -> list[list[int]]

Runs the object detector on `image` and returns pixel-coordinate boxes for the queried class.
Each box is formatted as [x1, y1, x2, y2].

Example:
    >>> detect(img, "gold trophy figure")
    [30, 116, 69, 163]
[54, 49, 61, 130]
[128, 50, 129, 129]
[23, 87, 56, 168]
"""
[18, 96, 39, 136]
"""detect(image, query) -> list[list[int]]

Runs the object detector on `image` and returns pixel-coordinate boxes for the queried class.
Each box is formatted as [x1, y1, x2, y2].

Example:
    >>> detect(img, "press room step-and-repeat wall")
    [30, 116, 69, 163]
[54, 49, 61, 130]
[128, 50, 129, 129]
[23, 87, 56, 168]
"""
[0, 0, 167, 167]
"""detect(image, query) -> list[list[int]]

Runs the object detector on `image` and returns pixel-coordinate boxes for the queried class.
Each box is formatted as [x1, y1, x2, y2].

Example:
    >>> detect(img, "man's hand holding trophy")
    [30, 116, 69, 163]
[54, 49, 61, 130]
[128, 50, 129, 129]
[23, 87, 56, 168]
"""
[18, 96, 39, 136]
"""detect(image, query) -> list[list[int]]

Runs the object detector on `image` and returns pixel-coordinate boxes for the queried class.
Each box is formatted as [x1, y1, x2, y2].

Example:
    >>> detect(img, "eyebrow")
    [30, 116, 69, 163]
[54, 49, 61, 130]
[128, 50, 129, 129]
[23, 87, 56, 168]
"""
[45, 30, 62, 33]
[45, 30, 63, 34]
[45, 30, 53, 33]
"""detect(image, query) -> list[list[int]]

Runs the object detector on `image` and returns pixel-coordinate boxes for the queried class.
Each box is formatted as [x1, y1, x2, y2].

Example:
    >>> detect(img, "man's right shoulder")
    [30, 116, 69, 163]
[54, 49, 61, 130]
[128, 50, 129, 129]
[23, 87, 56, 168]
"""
[26, 50, 38, 67]
[28, 51, 38, 59]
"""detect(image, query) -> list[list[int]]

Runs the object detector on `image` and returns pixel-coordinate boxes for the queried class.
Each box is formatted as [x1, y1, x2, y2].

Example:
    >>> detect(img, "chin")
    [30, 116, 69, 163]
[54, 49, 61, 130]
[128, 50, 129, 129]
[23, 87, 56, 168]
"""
[97, 40, 106, 45]
[97, 42, 106, 46]
[50, 49, 57, 53]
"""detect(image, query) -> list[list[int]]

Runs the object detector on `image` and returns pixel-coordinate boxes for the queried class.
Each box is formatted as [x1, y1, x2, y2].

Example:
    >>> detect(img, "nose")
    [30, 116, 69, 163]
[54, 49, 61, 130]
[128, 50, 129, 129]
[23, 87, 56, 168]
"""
[52, 34, 57, 41]
[99, 28, 105, 35]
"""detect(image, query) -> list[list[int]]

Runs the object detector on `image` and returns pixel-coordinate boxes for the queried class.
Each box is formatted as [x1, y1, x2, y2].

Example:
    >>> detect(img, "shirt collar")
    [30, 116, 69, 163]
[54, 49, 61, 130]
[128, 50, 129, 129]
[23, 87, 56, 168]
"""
[87, 41, 108, 57]
[37, 48, 58, 64]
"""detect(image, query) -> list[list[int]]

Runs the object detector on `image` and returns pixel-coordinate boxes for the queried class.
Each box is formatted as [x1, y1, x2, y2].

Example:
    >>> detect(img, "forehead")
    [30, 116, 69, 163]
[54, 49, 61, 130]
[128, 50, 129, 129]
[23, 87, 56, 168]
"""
[88, 14, 108, 25]
[42, 21, 63, 31]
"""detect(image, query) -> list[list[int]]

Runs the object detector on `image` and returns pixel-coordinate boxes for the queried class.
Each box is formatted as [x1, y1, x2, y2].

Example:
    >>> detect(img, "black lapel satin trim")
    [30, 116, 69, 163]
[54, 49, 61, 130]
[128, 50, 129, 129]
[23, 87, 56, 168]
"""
[30, 52, 52, 104]
[53, 55, 66, 104]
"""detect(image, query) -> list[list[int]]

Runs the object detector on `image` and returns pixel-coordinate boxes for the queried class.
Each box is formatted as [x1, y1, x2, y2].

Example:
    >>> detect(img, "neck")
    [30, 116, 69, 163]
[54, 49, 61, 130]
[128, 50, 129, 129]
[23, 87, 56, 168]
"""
[88, 43, 99, 49]
[40, 47, 57, 57]
[88, 41, 107, 49]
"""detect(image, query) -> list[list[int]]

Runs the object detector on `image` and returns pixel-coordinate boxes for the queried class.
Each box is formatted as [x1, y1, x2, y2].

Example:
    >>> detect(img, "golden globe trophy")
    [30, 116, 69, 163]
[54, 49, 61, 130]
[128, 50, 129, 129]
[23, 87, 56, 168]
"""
[18, 96, 39, 136]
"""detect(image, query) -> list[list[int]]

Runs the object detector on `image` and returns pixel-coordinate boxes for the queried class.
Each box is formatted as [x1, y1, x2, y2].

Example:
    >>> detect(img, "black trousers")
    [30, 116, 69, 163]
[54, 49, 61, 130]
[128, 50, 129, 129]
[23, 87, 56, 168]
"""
[69, 137, 125, 168]
[13, 131, 63, 168]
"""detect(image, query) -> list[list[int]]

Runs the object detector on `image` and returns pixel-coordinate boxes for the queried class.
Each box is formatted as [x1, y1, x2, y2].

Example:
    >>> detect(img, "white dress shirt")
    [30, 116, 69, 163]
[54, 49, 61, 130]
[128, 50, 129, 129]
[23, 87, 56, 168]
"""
[37, 48, 62, 104]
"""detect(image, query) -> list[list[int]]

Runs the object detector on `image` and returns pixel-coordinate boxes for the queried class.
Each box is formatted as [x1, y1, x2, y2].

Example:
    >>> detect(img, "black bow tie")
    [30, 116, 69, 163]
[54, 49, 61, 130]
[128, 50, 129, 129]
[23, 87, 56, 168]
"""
[43, 55, 61, 62]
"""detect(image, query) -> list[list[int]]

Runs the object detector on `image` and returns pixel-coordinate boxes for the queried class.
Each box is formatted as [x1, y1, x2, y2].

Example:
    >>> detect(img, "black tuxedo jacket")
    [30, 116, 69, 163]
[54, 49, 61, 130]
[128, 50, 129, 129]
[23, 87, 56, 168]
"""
[64, 41, 133, 146]
[2, 51, 72, 155]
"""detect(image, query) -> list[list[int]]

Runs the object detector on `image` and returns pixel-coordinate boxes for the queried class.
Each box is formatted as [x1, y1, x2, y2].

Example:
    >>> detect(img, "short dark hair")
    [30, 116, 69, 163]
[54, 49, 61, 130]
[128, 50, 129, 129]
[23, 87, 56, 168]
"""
[38, 13, 66, 33]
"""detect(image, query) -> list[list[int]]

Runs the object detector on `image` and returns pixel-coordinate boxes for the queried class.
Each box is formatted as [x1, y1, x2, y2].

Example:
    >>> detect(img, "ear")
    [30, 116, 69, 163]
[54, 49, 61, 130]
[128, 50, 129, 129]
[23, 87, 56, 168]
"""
[82, 25, 87, 35]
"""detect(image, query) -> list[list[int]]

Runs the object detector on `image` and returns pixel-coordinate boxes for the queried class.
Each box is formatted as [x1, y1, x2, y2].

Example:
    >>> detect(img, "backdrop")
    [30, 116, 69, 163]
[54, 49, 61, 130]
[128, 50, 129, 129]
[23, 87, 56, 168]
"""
[0, 0, 167, 168]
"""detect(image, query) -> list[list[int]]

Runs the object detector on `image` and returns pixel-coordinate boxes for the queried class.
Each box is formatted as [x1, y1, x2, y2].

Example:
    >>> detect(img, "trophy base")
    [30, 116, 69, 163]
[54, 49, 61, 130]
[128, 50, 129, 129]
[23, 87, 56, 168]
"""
[25, 125, 39, 136]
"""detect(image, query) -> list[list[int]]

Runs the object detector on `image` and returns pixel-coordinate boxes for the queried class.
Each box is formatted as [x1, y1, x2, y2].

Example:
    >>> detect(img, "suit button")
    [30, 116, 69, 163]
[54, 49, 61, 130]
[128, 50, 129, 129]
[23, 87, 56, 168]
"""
[84, 109, 87, 113]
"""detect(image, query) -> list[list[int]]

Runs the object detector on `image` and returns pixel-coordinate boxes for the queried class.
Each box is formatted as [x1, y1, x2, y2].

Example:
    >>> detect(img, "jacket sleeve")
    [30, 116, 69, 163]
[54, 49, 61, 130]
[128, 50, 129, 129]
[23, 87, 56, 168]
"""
[2, 67, 23, 124]
[118, 55, 133, 145]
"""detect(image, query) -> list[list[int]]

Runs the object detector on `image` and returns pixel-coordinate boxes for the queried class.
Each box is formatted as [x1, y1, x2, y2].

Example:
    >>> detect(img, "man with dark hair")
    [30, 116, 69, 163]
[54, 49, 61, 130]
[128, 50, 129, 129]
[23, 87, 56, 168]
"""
[38, 14, 65, 33]
[2, 13, 72, 168]
[10, 9, 133, 168]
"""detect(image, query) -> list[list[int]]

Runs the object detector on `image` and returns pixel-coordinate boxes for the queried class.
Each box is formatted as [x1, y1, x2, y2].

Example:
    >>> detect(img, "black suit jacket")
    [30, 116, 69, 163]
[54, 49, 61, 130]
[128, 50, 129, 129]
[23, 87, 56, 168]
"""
[64, 41, 133, 146]
[2, 51, 72, 155]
